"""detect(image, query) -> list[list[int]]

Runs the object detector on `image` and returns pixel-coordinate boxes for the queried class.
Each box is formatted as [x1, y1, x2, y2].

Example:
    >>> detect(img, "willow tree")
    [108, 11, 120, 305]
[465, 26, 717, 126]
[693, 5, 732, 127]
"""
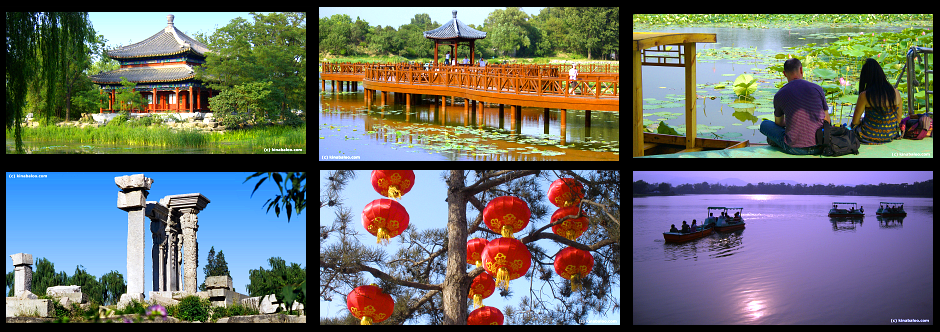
[320, 170, 620, 325]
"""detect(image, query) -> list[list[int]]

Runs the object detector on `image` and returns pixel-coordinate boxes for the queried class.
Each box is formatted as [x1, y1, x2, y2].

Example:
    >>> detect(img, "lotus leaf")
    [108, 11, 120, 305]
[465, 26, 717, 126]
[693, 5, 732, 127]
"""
[729, 102, 756, 109]
[812, 68, 838, 80]
[732, 74, 759, 97]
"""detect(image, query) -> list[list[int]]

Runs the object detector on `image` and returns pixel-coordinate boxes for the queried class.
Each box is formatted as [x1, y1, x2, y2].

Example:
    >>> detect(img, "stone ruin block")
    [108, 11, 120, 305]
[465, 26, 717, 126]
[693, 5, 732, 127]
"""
[46, 285, 87, 306]
[6, 298, 54, 318]
[115, 174, 153, 190]
[205, 275, 233, 290]
[117, 190, 149, 210]
[10, 253, 32, 266]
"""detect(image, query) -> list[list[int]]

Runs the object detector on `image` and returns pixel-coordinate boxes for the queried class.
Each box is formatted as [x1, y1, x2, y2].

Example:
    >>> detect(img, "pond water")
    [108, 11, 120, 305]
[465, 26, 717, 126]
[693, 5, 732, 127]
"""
[318, 77, 620, 161]
[633, 194, 933, 325]
[635, 26, 928, 144]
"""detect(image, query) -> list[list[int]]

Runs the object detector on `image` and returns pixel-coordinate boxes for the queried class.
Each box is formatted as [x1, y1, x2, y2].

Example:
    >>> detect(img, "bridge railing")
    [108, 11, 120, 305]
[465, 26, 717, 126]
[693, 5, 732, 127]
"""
[362, 63, 618, 99]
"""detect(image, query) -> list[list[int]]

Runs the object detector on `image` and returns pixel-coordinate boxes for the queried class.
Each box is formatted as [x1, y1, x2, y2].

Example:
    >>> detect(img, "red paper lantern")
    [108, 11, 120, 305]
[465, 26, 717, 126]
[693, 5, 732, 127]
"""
[362, 199, 410, 245]
[482, 237, 531, 291]
[548, 178, 584, 208]
[468, 271, 496, 309]
[371, 170, 415, 200]
[468, 306, 504, 325]
[347, 285, 394, 325]
[467, 238, 489, 268]
[550, 205, 590, 241]
[482, 196, 530, 238]
[554, 247, 594, 292]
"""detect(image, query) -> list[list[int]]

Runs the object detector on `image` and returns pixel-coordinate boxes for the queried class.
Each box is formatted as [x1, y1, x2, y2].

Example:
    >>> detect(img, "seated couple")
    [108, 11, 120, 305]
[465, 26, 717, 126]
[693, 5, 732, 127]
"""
[759, 58, 904, 155]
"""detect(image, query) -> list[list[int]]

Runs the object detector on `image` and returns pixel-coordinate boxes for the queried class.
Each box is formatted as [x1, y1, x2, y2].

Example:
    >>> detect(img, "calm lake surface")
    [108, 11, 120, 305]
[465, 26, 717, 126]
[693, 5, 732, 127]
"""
[633, 194, 933, 325]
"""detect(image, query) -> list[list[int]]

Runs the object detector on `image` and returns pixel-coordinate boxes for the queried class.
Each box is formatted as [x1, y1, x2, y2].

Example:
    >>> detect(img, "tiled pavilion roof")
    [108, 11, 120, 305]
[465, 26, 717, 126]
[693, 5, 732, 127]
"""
[423, 10, 487, 40]
[107, 14, 211, 59]
[89, 64, 195, 84]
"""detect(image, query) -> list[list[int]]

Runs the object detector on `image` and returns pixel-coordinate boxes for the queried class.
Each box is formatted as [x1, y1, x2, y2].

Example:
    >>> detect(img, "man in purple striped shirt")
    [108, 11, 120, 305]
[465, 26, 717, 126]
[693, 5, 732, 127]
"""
[759, 58, 831, 155]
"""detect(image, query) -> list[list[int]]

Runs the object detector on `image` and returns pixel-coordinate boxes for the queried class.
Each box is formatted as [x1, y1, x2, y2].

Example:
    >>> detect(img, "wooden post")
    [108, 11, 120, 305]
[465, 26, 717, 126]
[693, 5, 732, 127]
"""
[633, 48, 643, 157]
[684, 42, 697, 150]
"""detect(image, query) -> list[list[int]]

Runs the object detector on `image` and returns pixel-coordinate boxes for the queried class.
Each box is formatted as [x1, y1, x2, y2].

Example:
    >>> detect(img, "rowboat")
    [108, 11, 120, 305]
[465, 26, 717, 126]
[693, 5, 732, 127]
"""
[642, 133, 751, 156]
[663, 226, 714, 243]
[876, 202, 907, 217]
[828, 202, 864, 218]
[704, 207, 746, 232]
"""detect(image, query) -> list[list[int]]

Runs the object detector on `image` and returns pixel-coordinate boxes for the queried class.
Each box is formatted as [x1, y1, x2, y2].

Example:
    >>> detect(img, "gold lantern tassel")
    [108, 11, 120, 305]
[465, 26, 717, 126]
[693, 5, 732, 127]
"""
[500, 225, 515, 238]
[496, 267, 510, 291]
[361, 316, 373, 325]
[387, 185, 402, 200]
[473, 293, 484, 309]
[376, 227, 391, 245]
[571, 273, 583, 292]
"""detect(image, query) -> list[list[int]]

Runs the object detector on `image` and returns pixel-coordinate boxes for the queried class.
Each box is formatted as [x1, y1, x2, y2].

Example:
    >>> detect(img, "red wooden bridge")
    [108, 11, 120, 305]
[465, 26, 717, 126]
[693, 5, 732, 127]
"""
[320, 62, 619, 113]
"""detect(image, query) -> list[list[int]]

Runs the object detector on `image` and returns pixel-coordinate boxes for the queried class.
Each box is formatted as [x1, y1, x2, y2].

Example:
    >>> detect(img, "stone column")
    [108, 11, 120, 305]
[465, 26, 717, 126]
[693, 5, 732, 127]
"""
[180, 209, 200, 293]
[115, 174, 153, 302]
[163, 203, 181, 292]
[146, 201, 169, 291]
[10, 253, 33, 297]
[163, 193, 209, 294]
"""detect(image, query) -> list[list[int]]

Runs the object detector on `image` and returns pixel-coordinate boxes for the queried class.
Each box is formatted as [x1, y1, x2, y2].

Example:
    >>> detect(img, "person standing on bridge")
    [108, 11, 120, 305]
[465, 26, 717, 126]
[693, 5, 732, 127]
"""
[569, 63, 580, 95]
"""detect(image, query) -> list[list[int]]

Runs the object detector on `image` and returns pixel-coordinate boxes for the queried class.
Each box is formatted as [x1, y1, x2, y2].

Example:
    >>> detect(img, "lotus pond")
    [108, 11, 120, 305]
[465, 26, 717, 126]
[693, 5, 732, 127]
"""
[319, 83, 620, 161]
[636, 26, 933, 143]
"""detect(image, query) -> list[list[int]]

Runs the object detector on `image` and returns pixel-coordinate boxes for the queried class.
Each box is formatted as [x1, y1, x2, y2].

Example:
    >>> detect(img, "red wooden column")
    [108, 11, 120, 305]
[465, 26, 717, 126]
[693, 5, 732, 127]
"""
[174, 87, 180, 112]
[188, 86, 193, 112]
[470, 40, 475, 66]
[152, 88, 157, 112]
[196, 87, 201, 110]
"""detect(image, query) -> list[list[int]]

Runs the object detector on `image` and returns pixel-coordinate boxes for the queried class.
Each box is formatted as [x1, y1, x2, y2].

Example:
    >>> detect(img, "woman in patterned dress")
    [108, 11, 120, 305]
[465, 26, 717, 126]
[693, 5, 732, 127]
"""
[851, 58, 904, 144]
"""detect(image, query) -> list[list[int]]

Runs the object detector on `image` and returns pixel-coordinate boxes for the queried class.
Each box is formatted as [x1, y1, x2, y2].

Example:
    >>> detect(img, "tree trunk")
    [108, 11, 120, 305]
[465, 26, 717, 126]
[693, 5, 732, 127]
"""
[442, 170, 469, 324]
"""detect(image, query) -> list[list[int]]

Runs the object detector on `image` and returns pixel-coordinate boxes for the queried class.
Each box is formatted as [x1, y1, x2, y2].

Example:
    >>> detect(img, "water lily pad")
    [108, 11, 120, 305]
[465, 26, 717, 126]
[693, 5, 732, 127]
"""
[729, 102, 756, 109]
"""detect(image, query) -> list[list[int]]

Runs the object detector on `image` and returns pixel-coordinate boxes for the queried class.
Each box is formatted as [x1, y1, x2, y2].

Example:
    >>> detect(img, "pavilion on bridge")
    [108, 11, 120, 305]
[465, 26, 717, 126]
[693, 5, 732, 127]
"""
[423, 10, 487, 66]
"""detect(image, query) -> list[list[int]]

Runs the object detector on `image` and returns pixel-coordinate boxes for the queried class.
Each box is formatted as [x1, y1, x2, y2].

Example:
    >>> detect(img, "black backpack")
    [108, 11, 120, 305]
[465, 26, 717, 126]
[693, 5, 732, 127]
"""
[815, 121, 860, 156]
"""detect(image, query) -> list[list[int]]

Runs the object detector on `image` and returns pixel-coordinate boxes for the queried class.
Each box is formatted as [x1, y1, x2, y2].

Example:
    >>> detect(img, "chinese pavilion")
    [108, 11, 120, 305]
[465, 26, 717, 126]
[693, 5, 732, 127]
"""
[423, 10, 487, 66]
[90, 14, 217, 113]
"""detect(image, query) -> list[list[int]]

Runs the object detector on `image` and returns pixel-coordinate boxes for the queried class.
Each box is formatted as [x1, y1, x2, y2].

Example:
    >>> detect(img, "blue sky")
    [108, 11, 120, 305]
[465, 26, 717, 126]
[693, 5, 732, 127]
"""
[318, 7, 546, 30]
[319, 170, 621, 324]
[6, 172, 306, 300]
[87, 12, 303, 64]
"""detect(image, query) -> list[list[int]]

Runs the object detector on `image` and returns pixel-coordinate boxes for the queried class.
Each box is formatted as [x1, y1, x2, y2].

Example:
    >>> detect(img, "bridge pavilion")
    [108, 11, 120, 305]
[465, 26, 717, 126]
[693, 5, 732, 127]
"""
[423, 10, 487, 66]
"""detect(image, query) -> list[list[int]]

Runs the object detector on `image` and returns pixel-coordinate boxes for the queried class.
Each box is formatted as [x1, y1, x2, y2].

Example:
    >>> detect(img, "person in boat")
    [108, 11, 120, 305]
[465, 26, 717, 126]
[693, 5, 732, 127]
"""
[669, 224, 679, 233]
[759, 58, 830, 155]
[690, 220, 698, 232]
[681, 221, 690, 233]
[860, 206, 864, 213]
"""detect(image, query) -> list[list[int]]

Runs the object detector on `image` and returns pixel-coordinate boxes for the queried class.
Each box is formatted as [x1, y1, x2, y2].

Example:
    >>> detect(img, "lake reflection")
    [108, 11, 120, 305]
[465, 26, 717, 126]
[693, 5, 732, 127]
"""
[633, 194, 933, 324]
